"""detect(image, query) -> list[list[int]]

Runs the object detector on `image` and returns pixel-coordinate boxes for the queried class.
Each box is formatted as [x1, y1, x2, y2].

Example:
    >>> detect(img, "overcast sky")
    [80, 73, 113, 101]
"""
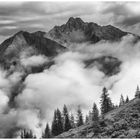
[0, 1, 140, 42]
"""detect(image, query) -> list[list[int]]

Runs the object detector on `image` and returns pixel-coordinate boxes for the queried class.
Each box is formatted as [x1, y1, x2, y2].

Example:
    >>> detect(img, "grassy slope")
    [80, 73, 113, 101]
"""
[56, 98, 140, 138]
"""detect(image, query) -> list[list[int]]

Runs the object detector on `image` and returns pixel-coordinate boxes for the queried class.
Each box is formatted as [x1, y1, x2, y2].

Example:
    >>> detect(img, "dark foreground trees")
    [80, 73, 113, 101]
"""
[51, 109, 63, 136]
[100, 87, 113, 116]
[92, 103, 99, 121]
[42, 123, 51, 138]
[63, 105, 72, 132]
[76, 106, 84, 127]
[119, 94, 125, 106]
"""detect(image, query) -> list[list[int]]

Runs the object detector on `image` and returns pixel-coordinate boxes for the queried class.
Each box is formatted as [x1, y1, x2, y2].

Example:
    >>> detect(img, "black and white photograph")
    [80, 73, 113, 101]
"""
[0, 0, 140, 138]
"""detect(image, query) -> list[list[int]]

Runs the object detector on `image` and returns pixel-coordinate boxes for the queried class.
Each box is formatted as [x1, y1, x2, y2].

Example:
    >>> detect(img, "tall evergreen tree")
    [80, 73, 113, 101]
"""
[85, 115, 89, 124]
[51, 110, 58, 136]
[51, 109, 63, 136]
[125, 96, 129, 103]
[100, 87, 113, 115]
[88, 111, 92, 121]
[70, 113, 75, 128]
[135, 85, 140, 98]
[63, 105, 72, 132]
[76, 106, 84, 127]
[92, 103, 99, 121]
[119, 94, 125, 106]
[42, 123, 51, 138]
[56, 108, 63, 134]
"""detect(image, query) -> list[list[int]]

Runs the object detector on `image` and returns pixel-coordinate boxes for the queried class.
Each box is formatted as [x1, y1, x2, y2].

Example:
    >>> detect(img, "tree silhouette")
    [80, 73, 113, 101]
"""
[51, 109, 63, 136]
[76, 106, 84, 127]
[119, 94, 125, 106]
[85, 115, 89, 124]
[100, 87, 113, 115]
[63, 105, 72, 132]
[42, 123, 51, 138]
[125, 96, 129, 103]
[92, 103, 99, 121]
[70, 113, 75, 128]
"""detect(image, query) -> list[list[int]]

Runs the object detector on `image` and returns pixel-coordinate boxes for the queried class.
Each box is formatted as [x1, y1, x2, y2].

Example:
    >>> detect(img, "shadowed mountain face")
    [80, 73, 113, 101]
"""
[0, 31, 66, 57]
[0, 31, 67, 106]
[48, 17, 128, 45]
[84, 56, 121, 76]
[0, 31, 66, 70]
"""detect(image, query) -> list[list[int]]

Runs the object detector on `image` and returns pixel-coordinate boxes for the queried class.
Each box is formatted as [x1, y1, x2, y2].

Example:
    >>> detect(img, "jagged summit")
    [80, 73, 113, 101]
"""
[48, 17, 128, 45]
[66, 17, 85, 26]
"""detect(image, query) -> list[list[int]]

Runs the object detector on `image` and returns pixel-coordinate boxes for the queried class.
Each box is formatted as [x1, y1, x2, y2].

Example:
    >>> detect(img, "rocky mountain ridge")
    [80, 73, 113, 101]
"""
[48, 17, 128, 45]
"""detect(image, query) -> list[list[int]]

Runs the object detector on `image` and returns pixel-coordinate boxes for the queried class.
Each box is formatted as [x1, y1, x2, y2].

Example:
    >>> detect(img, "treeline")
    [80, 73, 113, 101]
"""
[20, 86, 133, 138]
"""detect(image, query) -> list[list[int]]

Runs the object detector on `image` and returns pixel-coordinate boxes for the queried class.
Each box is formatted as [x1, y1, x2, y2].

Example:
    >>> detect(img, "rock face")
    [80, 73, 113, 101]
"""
[0, 31, 67, 105]
[84, 56, 122, 76]
[56, 98, 140, 138]
[48, 17, 128, 45]
[0, 30, 66, 70]
[0, 30, 66, 57]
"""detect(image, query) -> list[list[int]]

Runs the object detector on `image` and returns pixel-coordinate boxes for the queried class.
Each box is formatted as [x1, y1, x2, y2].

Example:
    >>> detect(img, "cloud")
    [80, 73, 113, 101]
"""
[20, 55, 48, 67]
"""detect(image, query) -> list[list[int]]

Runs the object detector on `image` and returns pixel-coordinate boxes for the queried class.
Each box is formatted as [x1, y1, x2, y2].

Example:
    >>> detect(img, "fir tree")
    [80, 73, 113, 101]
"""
[56, 108, 63, 134]
[119, 94, 125, 106]
[135, 85, 140, 98]
[125, 96, 129, 103]
[76, 106, 84, 127]
[51, 109, 63, 136]
[42, 123, 51, 138]
[92, 103, 99, 121]
[100, 87, 113, 115]
[63, 105, 72, 132]
[70, 113, 75, 128]
[51, 110, 58, 136]
[88, 111, 92, 121]
[85, 115, 89, 124]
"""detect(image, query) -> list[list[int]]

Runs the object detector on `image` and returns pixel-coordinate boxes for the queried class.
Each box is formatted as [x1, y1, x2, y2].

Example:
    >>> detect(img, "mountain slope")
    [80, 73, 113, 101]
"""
[56, 98, 140, 138]
[0, 31, 67, 70]
[84, 56, 121, 76]
[48, 17, 128, 45]
[0, 31, 66, 57]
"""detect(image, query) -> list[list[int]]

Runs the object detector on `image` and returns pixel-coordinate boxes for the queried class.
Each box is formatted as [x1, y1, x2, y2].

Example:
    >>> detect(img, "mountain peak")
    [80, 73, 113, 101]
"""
[48, 17, 128, 45]
[66, 17, 85, 29]
[14, 30, 27, 36]
[66, 17, 84, 25]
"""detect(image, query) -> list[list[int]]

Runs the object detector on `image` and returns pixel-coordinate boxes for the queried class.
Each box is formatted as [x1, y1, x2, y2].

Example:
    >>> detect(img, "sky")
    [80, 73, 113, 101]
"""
[0, 1, 140, 42]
